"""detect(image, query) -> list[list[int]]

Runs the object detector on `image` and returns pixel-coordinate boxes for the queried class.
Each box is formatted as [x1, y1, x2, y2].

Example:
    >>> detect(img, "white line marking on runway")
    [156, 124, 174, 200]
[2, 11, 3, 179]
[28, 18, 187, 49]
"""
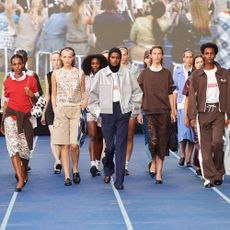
[0, 136, 39, 230]
[111, 177, 134, 230]
[171, 151, 230, 205]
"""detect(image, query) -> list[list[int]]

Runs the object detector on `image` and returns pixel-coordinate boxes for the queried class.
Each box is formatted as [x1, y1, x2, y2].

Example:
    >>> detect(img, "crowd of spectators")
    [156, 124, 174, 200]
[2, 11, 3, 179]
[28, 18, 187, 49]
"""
[0, 0, 229, 70]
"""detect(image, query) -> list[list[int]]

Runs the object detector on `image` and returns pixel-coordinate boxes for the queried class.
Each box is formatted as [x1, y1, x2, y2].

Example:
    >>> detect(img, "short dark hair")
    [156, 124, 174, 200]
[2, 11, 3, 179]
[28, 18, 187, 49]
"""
[10, 54, 24, 64]
[150, 46, 164, 55]
[200, 43, 218, 55]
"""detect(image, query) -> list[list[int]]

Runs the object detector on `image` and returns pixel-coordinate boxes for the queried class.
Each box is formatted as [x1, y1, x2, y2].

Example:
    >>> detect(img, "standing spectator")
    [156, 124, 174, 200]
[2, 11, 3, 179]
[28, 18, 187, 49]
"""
[0, 2, 19, 56]
[173, 49, 194, 167]
[51, 47, 85, 186]
[92, 0, 131, 53]
[188, 43, 230, 187]
[130, 1, 168, 62]
[65, 0, 97, 56]
[88, 48, 142, 190]
[81, 54, 107, 177]
[15, 1, 44, 68]
[137, 46, 176, 184]
[36, 2, 68, 52]
[169, 0, 210, 65]
[119, 46, 140, 176]
[1, 54, 38, 192]
[41, 51, 62, 174]
[215, 2, 230, 69]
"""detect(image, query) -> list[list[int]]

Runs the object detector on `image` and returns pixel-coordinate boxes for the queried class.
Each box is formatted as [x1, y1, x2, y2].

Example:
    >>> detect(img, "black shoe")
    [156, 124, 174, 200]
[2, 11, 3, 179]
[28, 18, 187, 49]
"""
[90, 166, 97, 177]
[114, 183, 124, 190]
[149, 172, 156, 178]
[64, 178, 72, 186]
[204, 183, 213, 188]
[27, 166, 31, 172]
[15, 187, 22, 192]
[73, 172, 81, 184]
[125, 169, 130, 176]
[54, 164, 62, 174]
[23, 179, 28, 187]
[196, 169, 202, 176]
[96, 169, 101, 176]
[214, 180, 223, 186]
[178, 157, 185, 166]
[148, 161, 152, 171]
[156, 180, 163, 184]
[186, 161, 192, 168]
[104, 176, 111, 184]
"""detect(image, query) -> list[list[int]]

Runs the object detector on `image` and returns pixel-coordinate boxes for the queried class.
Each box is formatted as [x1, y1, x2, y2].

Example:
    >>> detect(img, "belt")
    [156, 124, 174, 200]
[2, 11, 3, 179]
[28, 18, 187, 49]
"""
[205, 103, 219, 112]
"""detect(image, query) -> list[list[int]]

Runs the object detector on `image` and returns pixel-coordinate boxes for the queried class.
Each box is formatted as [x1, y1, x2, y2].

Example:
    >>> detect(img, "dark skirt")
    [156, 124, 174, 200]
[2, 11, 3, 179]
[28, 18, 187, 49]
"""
[45, 101, 54, 125]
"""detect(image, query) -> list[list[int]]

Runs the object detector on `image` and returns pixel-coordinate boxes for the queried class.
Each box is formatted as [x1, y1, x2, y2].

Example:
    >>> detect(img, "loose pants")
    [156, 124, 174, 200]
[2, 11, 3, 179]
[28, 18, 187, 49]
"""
[101, 102, 131, 186]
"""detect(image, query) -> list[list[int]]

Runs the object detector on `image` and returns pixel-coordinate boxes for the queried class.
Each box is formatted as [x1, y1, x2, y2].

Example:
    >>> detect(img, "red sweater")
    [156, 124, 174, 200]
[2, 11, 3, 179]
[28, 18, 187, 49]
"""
[4, 75, 38, 114]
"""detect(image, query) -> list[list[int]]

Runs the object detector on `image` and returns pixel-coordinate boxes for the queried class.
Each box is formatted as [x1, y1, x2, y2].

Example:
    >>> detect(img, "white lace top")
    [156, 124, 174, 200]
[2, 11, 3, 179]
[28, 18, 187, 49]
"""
[55, 67, 81, 106]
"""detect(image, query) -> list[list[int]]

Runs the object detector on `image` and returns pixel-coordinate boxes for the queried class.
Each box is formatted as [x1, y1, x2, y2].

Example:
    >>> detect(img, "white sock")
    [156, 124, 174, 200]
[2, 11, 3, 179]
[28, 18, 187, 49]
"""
[95, 160, 100, 170]
[125, 161, 129, 170]
[90, 161, 96, 167]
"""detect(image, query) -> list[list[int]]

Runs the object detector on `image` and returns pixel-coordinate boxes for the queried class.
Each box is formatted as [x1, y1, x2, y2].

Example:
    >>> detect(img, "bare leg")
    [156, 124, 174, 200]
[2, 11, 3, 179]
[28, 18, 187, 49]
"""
[71, 144, 80, 173]
[187, 142, 194, 163]
[156, 157, 163, 181]
[11, 153, 24, 189]
[49, 125, 61, 167]
[125, 118, 136, 163]
[61, 145, 70, 180]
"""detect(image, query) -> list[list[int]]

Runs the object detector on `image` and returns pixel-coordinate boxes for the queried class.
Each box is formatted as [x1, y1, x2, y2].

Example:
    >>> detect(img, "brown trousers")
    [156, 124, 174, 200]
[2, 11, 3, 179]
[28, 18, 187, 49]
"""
[198, 108, 225, 183]
[146, 114, 170, 160]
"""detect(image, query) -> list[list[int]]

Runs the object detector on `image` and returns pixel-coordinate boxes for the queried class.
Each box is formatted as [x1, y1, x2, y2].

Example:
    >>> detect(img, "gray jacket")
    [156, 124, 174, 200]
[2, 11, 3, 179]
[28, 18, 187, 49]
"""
[88, 66, 143, 118]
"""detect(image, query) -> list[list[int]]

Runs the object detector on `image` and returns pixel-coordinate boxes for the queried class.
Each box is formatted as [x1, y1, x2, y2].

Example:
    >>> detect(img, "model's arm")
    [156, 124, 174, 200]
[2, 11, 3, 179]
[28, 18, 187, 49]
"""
[51, 71, 57, 113]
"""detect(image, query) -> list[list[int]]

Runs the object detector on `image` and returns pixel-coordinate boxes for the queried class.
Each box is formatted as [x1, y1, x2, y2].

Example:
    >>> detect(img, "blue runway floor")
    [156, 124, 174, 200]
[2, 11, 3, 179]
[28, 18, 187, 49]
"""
[1, 135, 230, 230]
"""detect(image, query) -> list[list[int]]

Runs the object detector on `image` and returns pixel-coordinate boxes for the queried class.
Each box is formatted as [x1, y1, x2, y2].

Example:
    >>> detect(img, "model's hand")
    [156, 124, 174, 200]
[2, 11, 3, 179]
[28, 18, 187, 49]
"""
[0, 126, 4, 135]
[137, 113, 143, 124]
[24, 87, 34, 98]
[170, 112, 176, 123]
[184, 116, 189, 127]
[225, 120, 230, 128]
[190, 119, 196, 129]
[41, 115, 46, 126]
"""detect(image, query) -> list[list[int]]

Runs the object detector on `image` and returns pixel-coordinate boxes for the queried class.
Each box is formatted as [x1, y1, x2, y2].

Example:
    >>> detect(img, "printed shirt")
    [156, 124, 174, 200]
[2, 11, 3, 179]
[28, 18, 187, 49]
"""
[204, 66, 219, 103]
[55, 67, 81, 106]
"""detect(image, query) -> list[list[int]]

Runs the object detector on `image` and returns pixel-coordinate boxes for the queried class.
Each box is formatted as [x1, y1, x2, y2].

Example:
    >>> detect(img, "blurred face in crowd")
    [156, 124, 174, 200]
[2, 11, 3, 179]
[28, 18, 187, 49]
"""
[60, 49, 75, 68]
[183, 51, 193, 68]
[144, 54, 151, 68]
[11, 57, 24, 77]
[203, 47, 216, 65]
[150, 48, 163, 65]
[109, 52, 121, 67]
[120, 48, 129, 65]
[194, 56, 204, 70]
[91, 58, 100, 74]
[51, 53, 61, 70]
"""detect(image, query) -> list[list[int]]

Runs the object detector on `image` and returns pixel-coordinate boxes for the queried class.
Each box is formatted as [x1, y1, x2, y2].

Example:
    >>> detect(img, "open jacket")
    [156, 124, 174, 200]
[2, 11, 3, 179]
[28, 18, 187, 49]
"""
[88, 66, 143, 118]
[188, 66, 230, 120]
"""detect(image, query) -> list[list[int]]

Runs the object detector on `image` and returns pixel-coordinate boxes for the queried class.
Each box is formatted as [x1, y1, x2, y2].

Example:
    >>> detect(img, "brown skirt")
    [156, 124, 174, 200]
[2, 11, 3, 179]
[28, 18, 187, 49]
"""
[146, 113, 170, 160]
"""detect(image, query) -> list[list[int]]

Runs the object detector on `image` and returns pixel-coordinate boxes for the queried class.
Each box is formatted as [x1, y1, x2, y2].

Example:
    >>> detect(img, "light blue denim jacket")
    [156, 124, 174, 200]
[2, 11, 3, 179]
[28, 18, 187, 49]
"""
[88, 66, 143, 118]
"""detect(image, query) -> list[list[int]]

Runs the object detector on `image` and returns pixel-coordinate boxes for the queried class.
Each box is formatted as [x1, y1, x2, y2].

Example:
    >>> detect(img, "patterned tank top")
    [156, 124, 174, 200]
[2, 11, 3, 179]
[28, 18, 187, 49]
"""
[55, 67, 81, 105]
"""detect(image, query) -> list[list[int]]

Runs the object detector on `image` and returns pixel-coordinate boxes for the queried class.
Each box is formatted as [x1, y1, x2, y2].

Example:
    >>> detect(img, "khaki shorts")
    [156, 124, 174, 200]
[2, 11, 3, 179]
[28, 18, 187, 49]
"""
[52, 105, 80, 145]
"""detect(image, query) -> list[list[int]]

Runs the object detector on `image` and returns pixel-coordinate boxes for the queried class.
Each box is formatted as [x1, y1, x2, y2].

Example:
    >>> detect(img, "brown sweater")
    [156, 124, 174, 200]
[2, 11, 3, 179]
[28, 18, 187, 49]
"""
[137, 67, 175, 114]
